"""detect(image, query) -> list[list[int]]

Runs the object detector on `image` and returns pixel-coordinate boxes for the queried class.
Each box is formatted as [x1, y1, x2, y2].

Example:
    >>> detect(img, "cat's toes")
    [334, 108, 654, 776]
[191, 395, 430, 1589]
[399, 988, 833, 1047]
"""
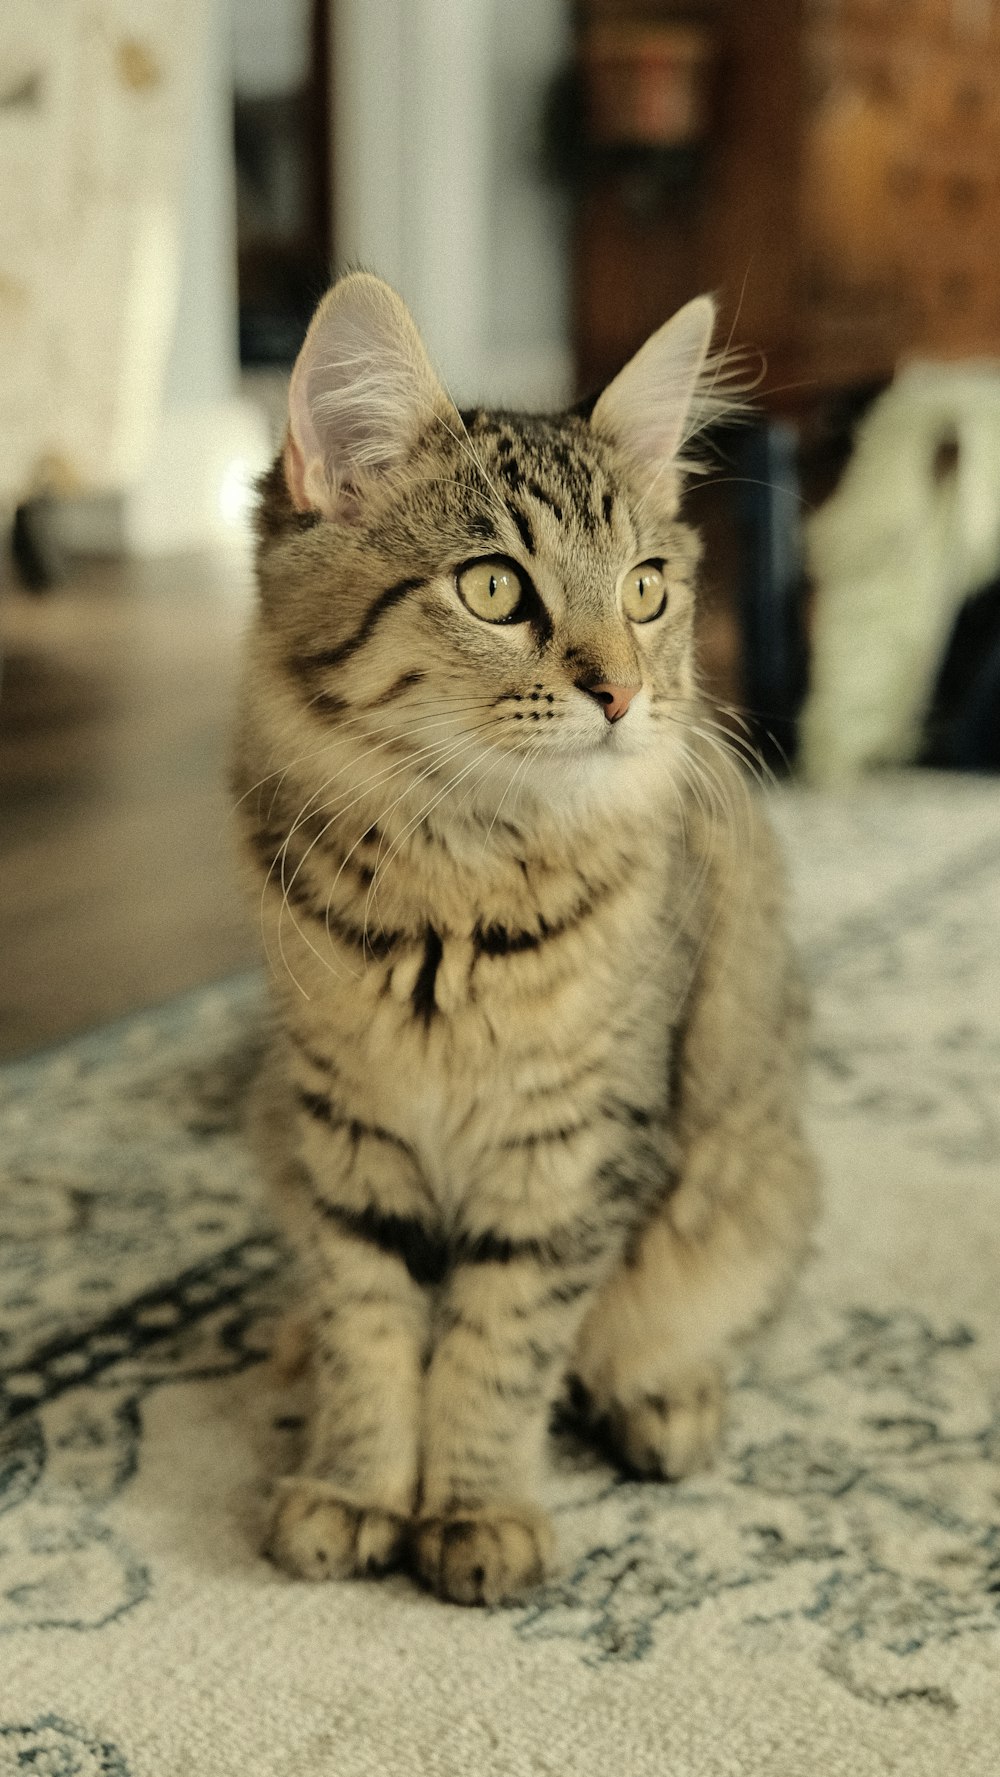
[412, 1506, 554, 1606]
[608, 1366, 725, 1480]
[266, 1478, 407, 1580]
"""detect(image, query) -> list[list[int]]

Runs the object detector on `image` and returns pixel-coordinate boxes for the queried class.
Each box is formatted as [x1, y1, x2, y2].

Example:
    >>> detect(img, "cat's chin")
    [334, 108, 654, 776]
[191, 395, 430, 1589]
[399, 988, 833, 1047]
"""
[508, 724, 682, 819]
[593, 721, 648, 760]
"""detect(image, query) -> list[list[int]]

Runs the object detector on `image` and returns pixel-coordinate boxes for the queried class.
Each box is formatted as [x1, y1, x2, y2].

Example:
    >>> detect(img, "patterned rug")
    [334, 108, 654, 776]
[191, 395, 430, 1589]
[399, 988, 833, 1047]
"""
[2, 775, 999, 1777]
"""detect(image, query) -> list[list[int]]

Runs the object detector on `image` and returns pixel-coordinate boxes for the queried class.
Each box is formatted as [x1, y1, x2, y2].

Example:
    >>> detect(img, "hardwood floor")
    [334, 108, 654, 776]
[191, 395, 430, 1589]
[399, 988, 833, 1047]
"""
[0, 549, 260, 1060]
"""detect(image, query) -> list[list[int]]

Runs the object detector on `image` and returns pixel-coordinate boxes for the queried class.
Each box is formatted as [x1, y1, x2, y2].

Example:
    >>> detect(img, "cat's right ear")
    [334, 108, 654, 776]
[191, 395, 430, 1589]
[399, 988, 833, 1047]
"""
[588, 296, 716, 473]
[283, 273, 457, 520]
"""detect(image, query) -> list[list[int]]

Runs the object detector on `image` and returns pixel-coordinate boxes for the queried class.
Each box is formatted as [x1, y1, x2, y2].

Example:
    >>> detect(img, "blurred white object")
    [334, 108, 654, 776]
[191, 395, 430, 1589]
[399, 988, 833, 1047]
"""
[800, 366, 1000, 784]
[0, 0, 269, 552]
[0, 3, 200, 501]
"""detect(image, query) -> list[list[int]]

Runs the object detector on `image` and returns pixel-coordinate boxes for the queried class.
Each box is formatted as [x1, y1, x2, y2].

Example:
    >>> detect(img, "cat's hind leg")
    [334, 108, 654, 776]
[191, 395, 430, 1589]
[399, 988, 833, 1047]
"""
[570, 1096, 818, 1479]
[570, 781, 819, 1479]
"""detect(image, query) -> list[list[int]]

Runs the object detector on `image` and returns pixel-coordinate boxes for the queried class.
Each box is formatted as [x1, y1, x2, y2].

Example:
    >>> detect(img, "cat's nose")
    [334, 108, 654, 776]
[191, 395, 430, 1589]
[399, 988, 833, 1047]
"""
[578, 680, 640, 723]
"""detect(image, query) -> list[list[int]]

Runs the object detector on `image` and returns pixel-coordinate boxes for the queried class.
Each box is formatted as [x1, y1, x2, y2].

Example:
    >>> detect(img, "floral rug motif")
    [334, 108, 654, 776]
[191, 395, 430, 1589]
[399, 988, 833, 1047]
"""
[523, 1302, 999, 1710]
[1, 777, 998, 1777]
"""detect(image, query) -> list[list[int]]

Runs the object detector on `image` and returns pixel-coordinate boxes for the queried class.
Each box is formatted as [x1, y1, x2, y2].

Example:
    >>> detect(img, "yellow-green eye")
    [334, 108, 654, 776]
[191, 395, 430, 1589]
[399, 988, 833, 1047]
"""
[456, 558, 528, 624]
[622, 561, 667, 623]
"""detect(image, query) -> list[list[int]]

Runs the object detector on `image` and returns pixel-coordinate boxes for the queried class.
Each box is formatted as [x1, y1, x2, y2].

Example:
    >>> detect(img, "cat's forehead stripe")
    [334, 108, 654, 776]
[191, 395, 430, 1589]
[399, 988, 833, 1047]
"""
[508, 505, 536, 556]
[460, 411, 616, 541]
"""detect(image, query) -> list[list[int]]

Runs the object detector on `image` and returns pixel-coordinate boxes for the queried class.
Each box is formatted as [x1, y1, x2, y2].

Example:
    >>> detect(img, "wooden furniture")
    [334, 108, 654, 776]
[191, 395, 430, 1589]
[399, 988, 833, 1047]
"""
[571, 0, 1000, 403]
[568, 1, 1000, 763]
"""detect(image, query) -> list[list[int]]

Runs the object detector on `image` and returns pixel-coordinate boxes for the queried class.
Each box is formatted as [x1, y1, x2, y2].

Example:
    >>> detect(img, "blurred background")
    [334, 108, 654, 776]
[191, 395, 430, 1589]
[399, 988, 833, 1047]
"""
[2, 0, 1000, 1058]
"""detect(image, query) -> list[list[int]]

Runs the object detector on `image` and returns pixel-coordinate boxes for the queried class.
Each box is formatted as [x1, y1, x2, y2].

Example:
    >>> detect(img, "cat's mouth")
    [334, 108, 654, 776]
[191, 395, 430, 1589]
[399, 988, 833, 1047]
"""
[595, 700, 648, 751]
[568, 715, 647, 762]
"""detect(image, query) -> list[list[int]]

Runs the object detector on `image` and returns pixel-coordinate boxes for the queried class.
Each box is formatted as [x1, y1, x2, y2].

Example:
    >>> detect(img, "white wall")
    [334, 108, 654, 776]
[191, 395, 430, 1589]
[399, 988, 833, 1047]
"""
[130, 0, 271, 551]
[332, 0, 571, 409]
[231, 0, 311, 97]
[483, 1, 572, 403]
[162, 0, 239, 408]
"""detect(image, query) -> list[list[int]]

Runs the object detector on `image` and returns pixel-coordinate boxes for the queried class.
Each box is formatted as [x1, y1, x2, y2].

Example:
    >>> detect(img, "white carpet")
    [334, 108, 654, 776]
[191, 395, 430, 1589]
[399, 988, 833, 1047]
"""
[1, 775, 998, 1776]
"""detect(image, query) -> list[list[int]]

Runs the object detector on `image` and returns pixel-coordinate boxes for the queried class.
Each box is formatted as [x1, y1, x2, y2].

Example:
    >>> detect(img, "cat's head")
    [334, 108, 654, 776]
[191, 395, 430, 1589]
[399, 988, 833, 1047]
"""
[254, 273, 717, 816]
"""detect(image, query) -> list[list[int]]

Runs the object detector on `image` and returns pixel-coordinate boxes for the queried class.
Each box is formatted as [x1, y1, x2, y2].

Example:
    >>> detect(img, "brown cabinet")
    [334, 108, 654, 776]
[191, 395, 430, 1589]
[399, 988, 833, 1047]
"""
[571, 0, 1000, 403]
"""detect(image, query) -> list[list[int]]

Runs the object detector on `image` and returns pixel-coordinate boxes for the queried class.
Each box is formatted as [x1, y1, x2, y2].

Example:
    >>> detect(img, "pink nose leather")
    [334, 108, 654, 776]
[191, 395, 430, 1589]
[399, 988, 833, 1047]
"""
[581, 681, 639, 723]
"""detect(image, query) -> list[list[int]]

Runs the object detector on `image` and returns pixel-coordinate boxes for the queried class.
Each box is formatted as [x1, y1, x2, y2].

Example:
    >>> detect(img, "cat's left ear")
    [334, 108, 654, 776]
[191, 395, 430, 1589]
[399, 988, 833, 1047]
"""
[589, 296, 716, 471]
[283, 272, 459, 520]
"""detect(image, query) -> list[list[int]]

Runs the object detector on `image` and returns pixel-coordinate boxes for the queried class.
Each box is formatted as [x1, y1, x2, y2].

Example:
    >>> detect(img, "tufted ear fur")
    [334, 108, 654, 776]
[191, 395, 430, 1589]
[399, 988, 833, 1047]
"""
[589, 296, 716, 473]
[283, 273, 459, 520]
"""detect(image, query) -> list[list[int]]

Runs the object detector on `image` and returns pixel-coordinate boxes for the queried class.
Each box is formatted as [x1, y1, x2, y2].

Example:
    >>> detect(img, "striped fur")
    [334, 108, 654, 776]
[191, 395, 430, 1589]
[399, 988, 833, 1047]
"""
[233, 276, 818, 1606]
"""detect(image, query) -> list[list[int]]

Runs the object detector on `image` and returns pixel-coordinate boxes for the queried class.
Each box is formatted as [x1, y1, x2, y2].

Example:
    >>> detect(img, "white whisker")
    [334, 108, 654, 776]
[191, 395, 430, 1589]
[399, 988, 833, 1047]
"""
[275, 718, 506, 990]
[362, 732, 505, 941]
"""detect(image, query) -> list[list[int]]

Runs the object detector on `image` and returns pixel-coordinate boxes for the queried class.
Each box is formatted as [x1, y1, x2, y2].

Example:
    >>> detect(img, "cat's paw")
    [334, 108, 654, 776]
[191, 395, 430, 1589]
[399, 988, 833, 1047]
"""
[606, 1365, 725, 1480]
[266, 1478, 407, 1581]
[412, 1506, 554, 1606]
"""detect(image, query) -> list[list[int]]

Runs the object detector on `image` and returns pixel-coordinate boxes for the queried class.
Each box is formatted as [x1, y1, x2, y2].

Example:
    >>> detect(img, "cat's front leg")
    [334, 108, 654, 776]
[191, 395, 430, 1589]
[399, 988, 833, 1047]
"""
[413, 1242, 597, 1606]
[266, 1126, 432, 1581]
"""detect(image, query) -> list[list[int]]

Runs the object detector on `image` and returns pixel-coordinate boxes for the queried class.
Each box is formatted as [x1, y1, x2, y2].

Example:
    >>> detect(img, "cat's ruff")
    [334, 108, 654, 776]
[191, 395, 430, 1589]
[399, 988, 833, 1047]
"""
[233, 272, 818, 1606]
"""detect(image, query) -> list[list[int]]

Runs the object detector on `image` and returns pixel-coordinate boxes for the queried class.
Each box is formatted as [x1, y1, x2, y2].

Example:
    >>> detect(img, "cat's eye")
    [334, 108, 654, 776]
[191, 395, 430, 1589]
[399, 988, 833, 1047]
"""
[456, 557, 530, 624]
[622, 561, 667, 624]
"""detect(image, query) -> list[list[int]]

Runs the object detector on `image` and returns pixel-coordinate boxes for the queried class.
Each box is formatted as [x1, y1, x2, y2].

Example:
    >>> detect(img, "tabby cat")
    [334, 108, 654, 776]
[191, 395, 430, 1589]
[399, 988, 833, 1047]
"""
[232, 273, 818, 1607]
